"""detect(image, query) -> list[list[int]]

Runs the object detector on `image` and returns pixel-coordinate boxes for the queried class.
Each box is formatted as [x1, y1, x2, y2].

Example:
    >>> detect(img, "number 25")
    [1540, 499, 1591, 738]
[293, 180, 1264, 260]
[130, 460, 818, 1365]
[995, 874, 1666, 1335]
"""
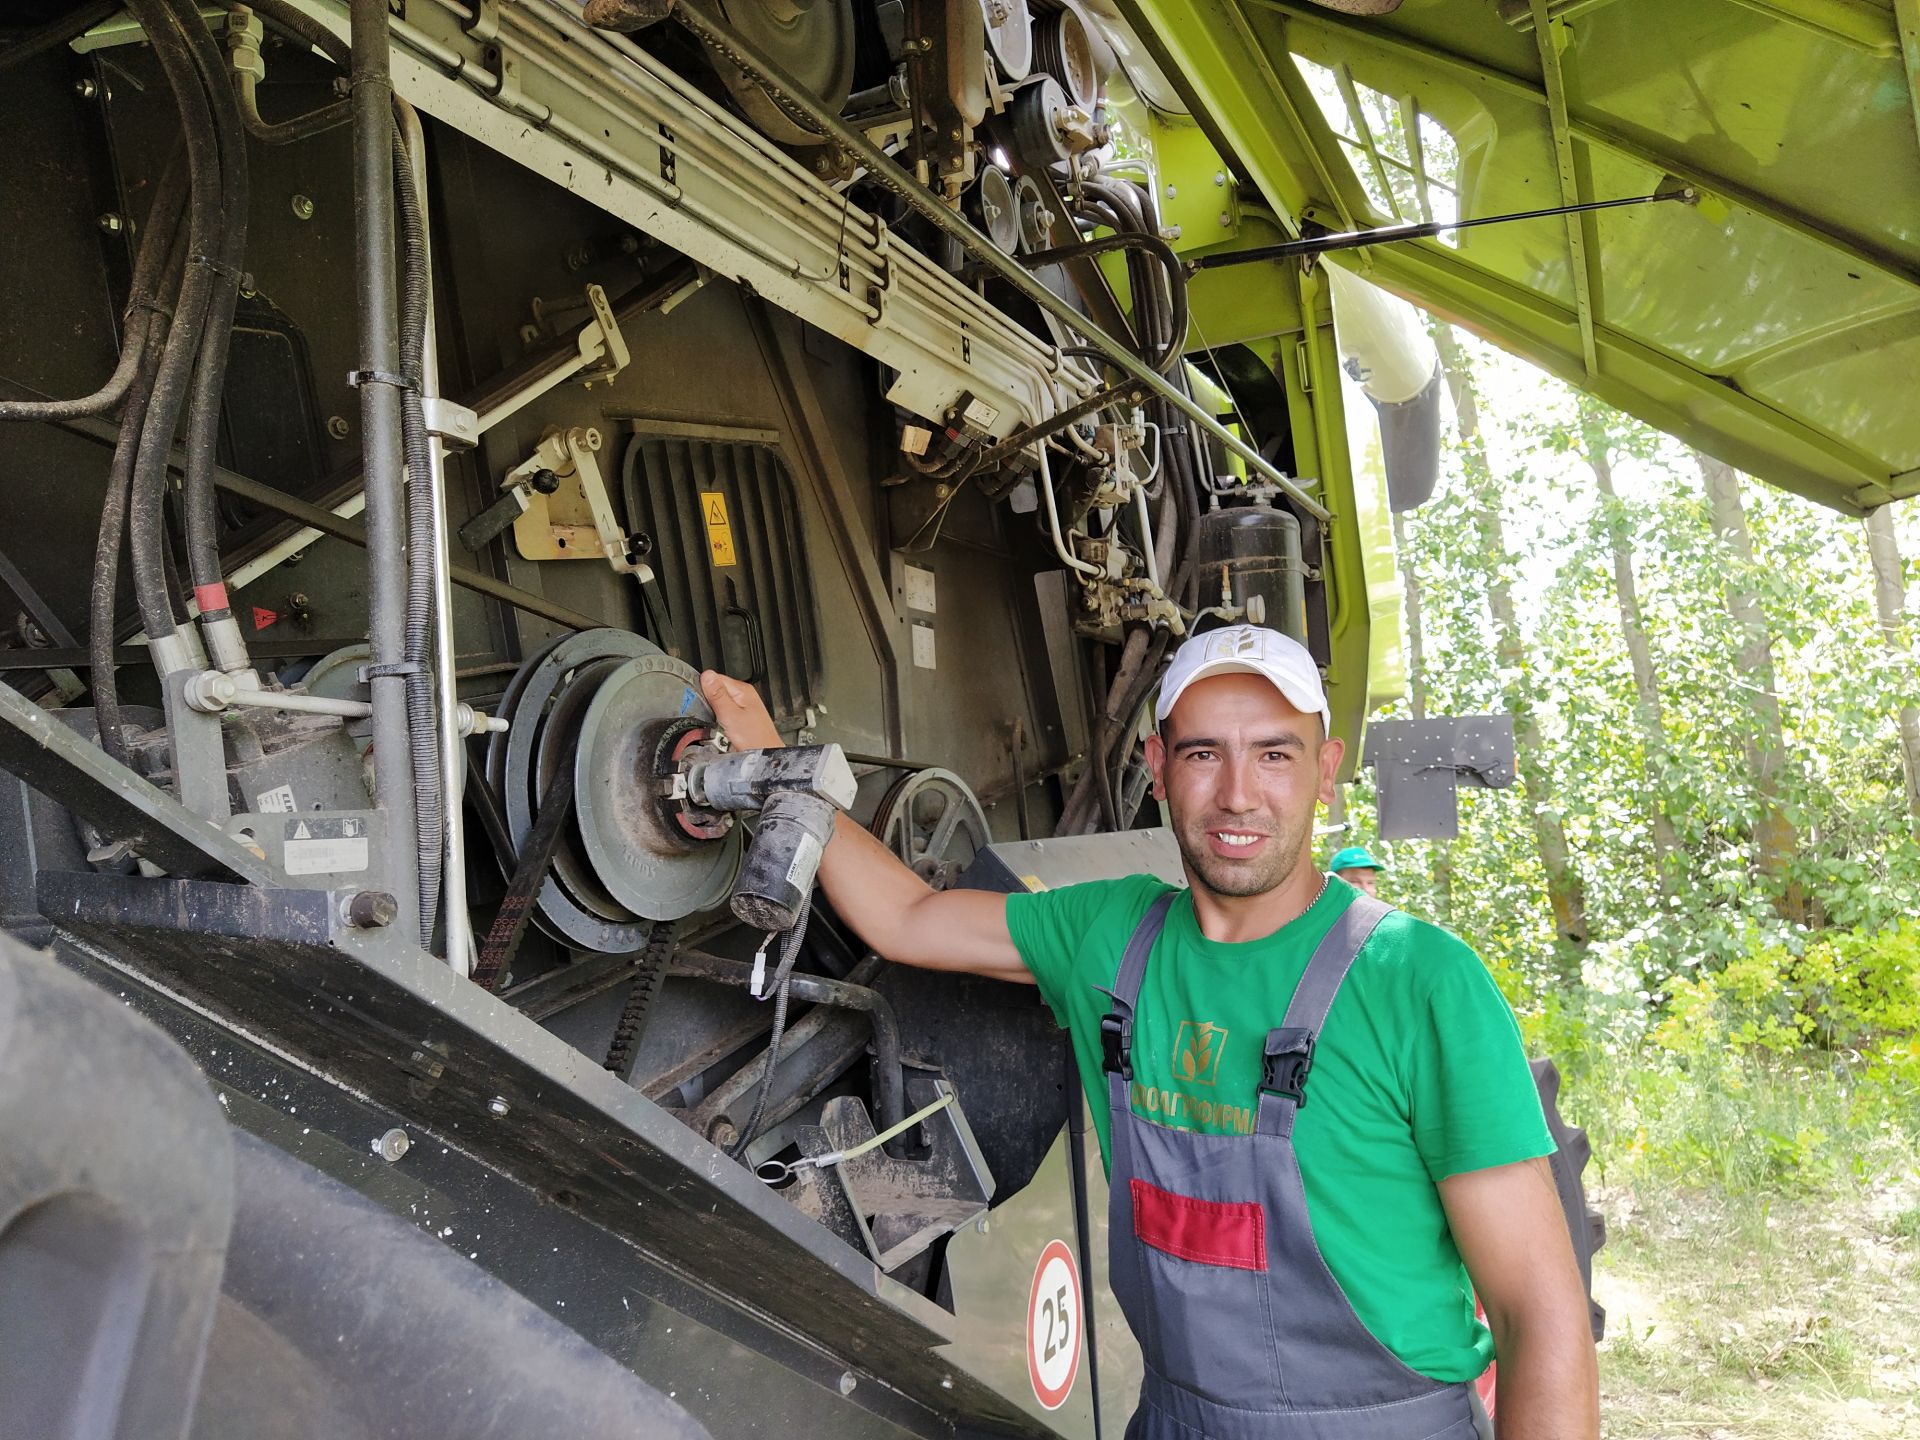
[1041, 1285, 1072, 1362]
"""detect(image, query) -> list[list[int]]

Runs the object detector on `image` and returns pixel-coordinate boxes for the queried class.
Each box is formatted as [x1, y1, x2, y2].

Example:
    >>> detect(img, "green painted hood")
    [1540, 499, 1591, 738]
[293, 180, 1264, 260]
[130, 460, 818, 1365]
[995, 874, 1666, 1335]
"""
[1111, 0, 1920, 514]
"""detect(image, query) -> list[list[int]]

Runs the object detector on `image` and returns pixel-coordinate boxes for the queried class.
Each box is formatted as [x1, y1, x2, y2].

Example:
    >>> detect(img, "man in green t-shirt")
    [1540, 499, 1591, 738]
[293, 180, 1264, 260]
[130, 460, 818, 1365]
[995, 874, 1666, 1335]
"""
[702, 623, 1597, 1438]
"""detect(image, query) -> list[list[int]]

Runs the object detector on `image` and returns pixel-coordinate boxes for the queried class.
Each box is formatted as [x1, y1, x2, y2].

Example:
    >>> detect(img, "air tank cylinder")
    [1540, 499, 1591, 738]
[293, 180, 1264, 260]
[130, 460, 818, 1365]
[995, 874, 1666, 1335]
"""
[1195, 503, 1308, 642]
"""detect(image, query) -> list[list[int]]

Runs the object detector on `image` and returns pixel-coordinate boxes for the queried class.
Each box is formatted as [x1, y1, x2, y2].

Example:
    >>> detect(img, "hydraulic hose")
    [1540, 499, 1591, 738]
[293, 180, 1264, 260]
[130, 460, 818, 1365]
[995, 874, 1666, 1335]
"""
[122, 0, 222, 654]
[176, 0, 254, 671]
[348, 0, 424, 942]
[1020, 232, 1189, 374]
[0, 0, 117, 72]
[0, 142, 190, 425]
[91, 224, 189, 766]
[391, 130, 443, 944]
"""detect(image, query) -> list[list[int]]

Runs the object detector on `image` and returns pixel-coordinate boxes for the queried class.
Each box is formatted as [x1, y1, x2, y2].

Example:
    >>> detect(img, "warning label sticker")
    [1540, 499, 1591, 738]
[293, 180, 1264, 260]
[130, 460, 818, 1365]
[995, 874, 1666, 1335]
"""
[284, 815, 370, 876]
[254, 783, 298, 814]
[700, 490, 737, 567]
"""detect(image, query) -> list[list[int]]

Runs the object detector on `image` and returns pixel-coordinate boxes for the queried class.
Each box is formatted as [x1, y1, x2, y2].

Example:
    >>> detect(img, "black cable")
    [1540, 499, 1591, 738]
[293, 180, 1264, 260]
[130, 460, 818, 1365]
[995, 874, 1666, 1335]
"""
[0, 142, 190, 425]
[122, 0, 221, 644]
[1020, 233, 1188, 374]
[175, 0, 252, 655]
[728, 912, 811, 1161]
[0, 0, 116, 73]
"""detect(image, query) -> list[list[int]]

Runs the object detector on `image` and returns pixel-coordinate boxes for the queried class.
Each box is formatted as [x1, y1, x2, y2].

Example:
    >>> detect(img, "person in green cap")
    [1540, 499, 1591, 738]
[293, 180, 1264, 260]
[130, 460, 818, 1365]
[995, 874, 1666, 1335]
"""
[1329, 843, 1384, 898]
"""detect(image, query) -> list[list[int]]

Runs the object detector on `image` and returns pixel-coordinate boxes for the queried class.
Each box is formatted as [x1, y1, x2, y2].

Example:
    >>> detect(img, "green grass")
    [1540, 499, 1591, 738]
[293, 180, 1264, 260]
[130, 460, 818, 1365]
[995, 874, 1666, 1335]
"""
[1557, 1047, 1920, 1437]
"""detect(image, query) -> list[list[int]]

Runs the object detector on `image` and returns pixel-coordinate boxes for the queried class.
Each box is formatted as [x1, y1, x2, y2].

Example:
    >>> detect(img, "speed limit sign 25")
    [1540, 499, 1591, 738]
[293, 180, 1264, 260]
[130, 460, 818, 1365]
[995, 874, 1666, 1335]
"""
[1025, 1239, 1082, 1410]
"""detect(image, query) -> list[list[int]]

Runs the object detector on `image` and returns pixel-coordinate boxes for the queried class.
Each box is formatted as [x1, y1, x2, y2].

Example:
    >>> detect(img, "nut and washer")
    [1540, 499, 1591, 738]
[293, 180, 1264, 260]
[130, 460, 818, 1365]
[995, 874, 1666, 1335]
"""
[374, 1127, 411, 1162]
[291, 194, 316, 221]
[487, 1096, 511, 1117]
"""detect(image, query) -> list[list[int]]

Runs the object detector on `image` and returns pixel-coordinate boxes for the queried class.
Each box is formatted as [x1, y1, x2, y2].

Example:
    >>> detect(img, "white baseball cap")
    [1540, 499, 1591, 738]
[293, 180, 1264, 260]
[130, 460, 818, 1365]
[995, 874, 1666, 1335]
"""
[1155, 624, 1330, 735]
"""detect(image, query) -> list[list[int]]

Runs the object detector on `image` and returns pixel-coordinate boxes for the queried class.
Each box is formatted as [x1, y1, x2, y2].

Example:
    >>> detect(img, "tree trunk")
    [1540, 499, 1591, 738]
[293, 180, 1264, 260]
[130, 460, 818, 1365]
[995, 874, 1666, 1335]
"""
[1435, 326, 1588, 971]
[1580, 403, 1680, 890]
[1393, 508, 1453, 924]
[1863, 504, 1920, 828]
[1696, 453, 1803, 919]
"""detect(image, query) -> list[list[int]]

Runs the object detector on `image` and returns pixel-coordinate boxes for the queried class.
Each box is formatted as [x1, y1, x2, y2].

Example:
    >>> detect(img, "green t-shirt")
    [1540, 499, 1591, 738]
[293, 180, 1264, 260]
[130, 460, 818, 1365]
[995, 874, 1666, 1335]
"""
[1004, 873, 1554, 1382]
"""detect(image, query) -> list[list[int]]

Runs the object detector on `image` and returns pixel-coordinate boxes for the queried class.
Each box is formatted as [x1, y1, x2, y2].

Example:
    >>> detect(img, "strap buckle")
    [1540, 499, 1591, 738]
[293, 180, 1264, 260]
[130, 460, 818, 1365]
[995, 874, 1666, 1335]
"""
[1100, 1011, 1132, 1080]
[1261, 1026, 1315, 1105]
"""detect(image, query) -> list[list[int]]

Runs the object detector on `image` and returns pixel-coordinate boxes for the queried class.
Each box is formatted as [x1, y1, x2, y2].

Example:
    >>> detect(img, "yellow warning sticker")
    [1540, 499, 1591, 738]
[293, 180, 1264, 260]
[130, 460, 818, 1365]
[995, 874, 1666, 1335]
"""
[700, 490, 737, 567]
[1021, 875, 1049, 893]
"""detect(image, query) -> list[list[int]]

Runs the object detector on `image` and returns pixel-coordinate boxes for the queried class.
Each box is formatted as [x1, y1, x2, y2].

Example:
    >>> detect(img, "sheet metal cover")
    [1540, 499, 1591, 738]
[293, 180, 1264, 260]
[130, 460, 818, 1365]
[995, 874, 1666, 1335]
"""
[960, 827, 1186, 895]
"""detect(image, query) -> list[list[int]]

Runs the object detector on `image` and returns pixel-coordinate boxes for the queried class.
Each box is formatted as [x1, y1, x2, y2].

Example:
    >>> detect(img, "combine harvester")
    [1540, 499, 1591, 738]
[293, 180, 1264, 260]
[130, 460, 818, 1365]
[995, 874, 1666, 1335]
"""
[0, 0, 1910, 1432]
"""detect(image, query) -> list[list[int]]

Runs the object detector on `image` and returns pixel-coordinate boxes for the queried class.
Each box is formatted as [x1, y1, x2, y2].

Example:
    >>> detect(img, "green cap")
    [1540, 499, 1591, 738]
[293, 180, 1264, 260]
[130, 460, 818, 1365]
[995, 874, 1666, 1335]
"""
[1329, 845, 1383, 874]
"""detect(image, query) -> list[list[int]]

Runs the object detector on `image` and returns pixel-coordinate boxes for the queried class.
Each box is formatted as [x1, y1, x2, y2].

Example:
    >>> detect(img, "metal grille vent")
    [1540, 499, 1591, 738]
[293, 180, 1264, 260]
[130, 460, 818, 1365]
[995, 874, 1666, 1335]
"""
[620, 428, 822, 722]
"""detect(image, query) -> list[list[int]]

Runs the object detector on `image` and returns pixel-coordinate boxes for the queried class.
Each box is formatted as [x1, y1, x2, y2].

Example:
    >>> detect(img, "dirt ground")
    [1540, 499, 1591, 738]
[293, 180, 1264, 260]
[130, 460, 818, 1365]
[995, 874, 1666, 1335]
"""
[1592, 1178, 1920, 1437]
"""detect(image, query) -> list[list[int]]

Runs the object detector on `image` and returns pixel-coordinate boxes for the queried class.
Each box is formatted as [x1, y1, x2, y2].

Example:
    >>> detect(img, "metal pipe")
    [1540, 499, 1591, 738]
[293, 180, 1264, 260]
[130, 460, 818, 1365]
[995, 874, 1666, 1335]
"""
[349, 0, 420, 939]
[1038, 447, 1101, 578]
[1132, 478, 1162, 592]
[674, 949, 907, 1139]
[397, 98, 473, 977]
[663, 0, 1329, 521]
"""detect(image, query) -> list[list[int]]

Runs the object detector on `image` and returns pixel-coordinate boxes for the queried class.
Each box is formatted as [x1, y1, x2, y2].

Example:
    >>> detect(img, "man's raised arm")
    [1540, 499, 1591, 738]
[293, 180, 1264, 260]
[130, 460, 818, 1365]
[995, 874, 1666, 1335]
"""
[701, 672, 1033, 984]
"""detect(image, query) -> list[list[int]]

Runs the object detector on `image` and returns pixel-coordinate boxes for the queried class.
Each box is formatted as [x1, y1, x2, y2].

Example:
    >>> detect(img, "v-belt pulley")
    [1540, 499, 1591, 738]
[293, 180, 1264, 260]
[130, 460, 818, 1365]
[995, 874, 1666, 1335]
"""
[483, 630, 855, 965]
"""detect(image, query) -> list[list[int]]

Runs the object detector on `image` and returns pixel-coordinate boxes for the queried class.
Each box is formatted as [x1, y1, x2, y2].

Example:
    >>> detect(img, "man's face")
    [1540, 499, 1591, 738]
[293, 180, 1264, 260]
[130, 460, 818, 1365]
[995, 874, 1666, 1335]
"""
[1145, 673, 1344, 900]
[1343, 867, 1379, 898]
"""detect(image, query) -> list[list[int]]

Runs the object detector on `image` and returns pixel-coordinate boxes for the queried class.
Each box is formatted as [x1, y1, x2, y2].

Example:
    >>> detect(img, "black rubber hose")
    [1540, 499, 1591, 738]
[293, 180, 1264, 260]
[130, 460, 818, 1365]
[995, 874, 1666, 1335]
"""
[0, 141, 189, 425]
[240, 0, 349, 65]
[91, 217, 189, 766]
[0, 0, 116, 72]
[1021, 233, 1188, 374]
[123, 0, 221, 644]
[391, 128, 442, 942]
[175, 0, 252, 656]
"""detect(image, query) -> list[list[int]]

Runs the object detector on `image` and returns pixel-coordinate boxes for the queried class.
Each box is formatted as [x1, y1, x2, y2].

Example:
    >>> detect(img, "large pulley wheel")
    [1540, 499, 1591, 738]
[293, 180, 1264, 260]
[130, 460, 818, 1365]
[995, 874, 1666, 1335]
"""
[870, 768, 990, 891]
[487, 630, 741, 949]
[576, 655, 741, 920]
[701, 0, 856, 146]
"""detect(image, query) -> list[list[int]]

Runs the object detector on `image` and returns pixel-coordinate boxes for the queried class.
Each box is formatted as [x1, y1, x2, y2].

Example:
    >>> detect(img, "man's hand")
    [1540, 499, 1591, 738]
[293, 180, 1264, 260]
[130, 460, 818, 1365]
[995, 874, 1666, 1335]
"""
[701, 670, 783, 751]
[1440, 1156, 1599, 1439]
[697, 672, 1031, 984]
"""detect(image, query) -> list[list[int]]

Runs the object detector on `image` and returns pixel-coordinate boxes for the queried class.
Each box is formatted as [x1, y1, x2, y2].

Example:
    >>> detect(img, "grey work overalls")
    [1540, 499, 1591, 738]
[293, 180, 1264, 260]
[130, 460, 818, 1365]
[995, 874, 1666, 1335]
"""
[1100, 890, 1481, 1440]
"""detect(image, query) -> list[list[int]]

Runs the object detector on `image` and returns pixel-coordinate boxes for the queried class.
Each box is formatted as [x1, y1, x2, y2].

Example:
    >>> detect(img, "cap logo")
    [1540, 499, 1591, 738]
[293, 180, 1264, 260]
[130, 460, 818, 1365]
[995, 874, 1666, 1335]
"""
[1211, 628, 1262, 659]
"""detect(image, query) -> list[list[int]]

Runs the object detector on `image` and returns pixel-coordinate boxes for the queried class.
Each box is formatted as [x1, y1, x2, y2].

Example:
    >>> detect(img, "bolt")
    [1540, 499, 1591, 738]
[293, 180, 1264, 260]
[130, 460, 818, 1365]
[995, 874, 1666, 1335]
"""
[1214, 170, 1226, 187]
[488, 1096, 511, 1117]
[97, 212, 124, 235]
[374, 1127, 410, 1162]
[290, 193, 315, 221]
[326, 414, 350, 440]
[838, 1372, 858, 1397]
[940, 1377, 954, 1391]
[342, 890, 398, 928]
[708, 1119, 739, 1148]
[582, 427, 603, 451]
[1165, 183, 1177, 198]
[934, 483, 950, 499]
[1219, 212, 1232, 227]
[73, 77, 98, 100]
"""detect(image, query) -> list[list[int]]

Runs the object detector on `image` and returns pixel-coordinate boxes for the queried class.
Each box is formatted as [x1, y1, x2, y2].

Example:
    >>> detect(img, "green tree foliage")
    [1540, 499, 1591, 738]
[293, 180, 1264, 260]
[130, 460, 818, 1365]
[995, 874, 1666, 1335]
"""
[1336, 333, 1920, 1153]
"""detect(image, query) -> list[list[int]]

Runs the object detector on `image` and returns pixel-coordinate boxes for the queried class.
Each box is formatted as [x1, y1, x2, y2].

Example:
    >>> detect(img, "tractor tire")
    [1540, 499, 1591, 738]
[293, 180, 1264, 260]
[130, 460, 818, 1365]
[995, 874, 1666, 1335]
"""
[1531, 1058, 1607, 1342]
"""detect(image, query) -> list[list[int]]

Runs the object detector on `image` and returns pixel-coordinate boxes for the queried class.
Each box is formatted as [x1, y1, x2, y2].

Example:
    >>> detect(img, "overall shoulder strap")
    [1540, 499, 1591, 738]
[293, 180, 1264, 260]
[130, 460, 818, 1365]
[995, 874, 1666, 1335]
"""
[1098, 889, 1177, 1079]
[1256, 890, 1393, 1136]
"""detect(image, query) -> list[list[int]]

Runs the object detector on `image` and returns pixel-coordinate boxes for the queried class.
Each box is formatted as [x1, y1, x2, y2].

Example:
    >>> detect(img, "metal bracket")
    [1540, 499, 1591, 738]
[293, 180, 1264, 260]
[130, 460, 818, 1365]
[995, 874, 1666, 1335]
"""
[509, 427, 654, 578]
[576, 282, 630, 386]
[422, 397, 479, 451]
